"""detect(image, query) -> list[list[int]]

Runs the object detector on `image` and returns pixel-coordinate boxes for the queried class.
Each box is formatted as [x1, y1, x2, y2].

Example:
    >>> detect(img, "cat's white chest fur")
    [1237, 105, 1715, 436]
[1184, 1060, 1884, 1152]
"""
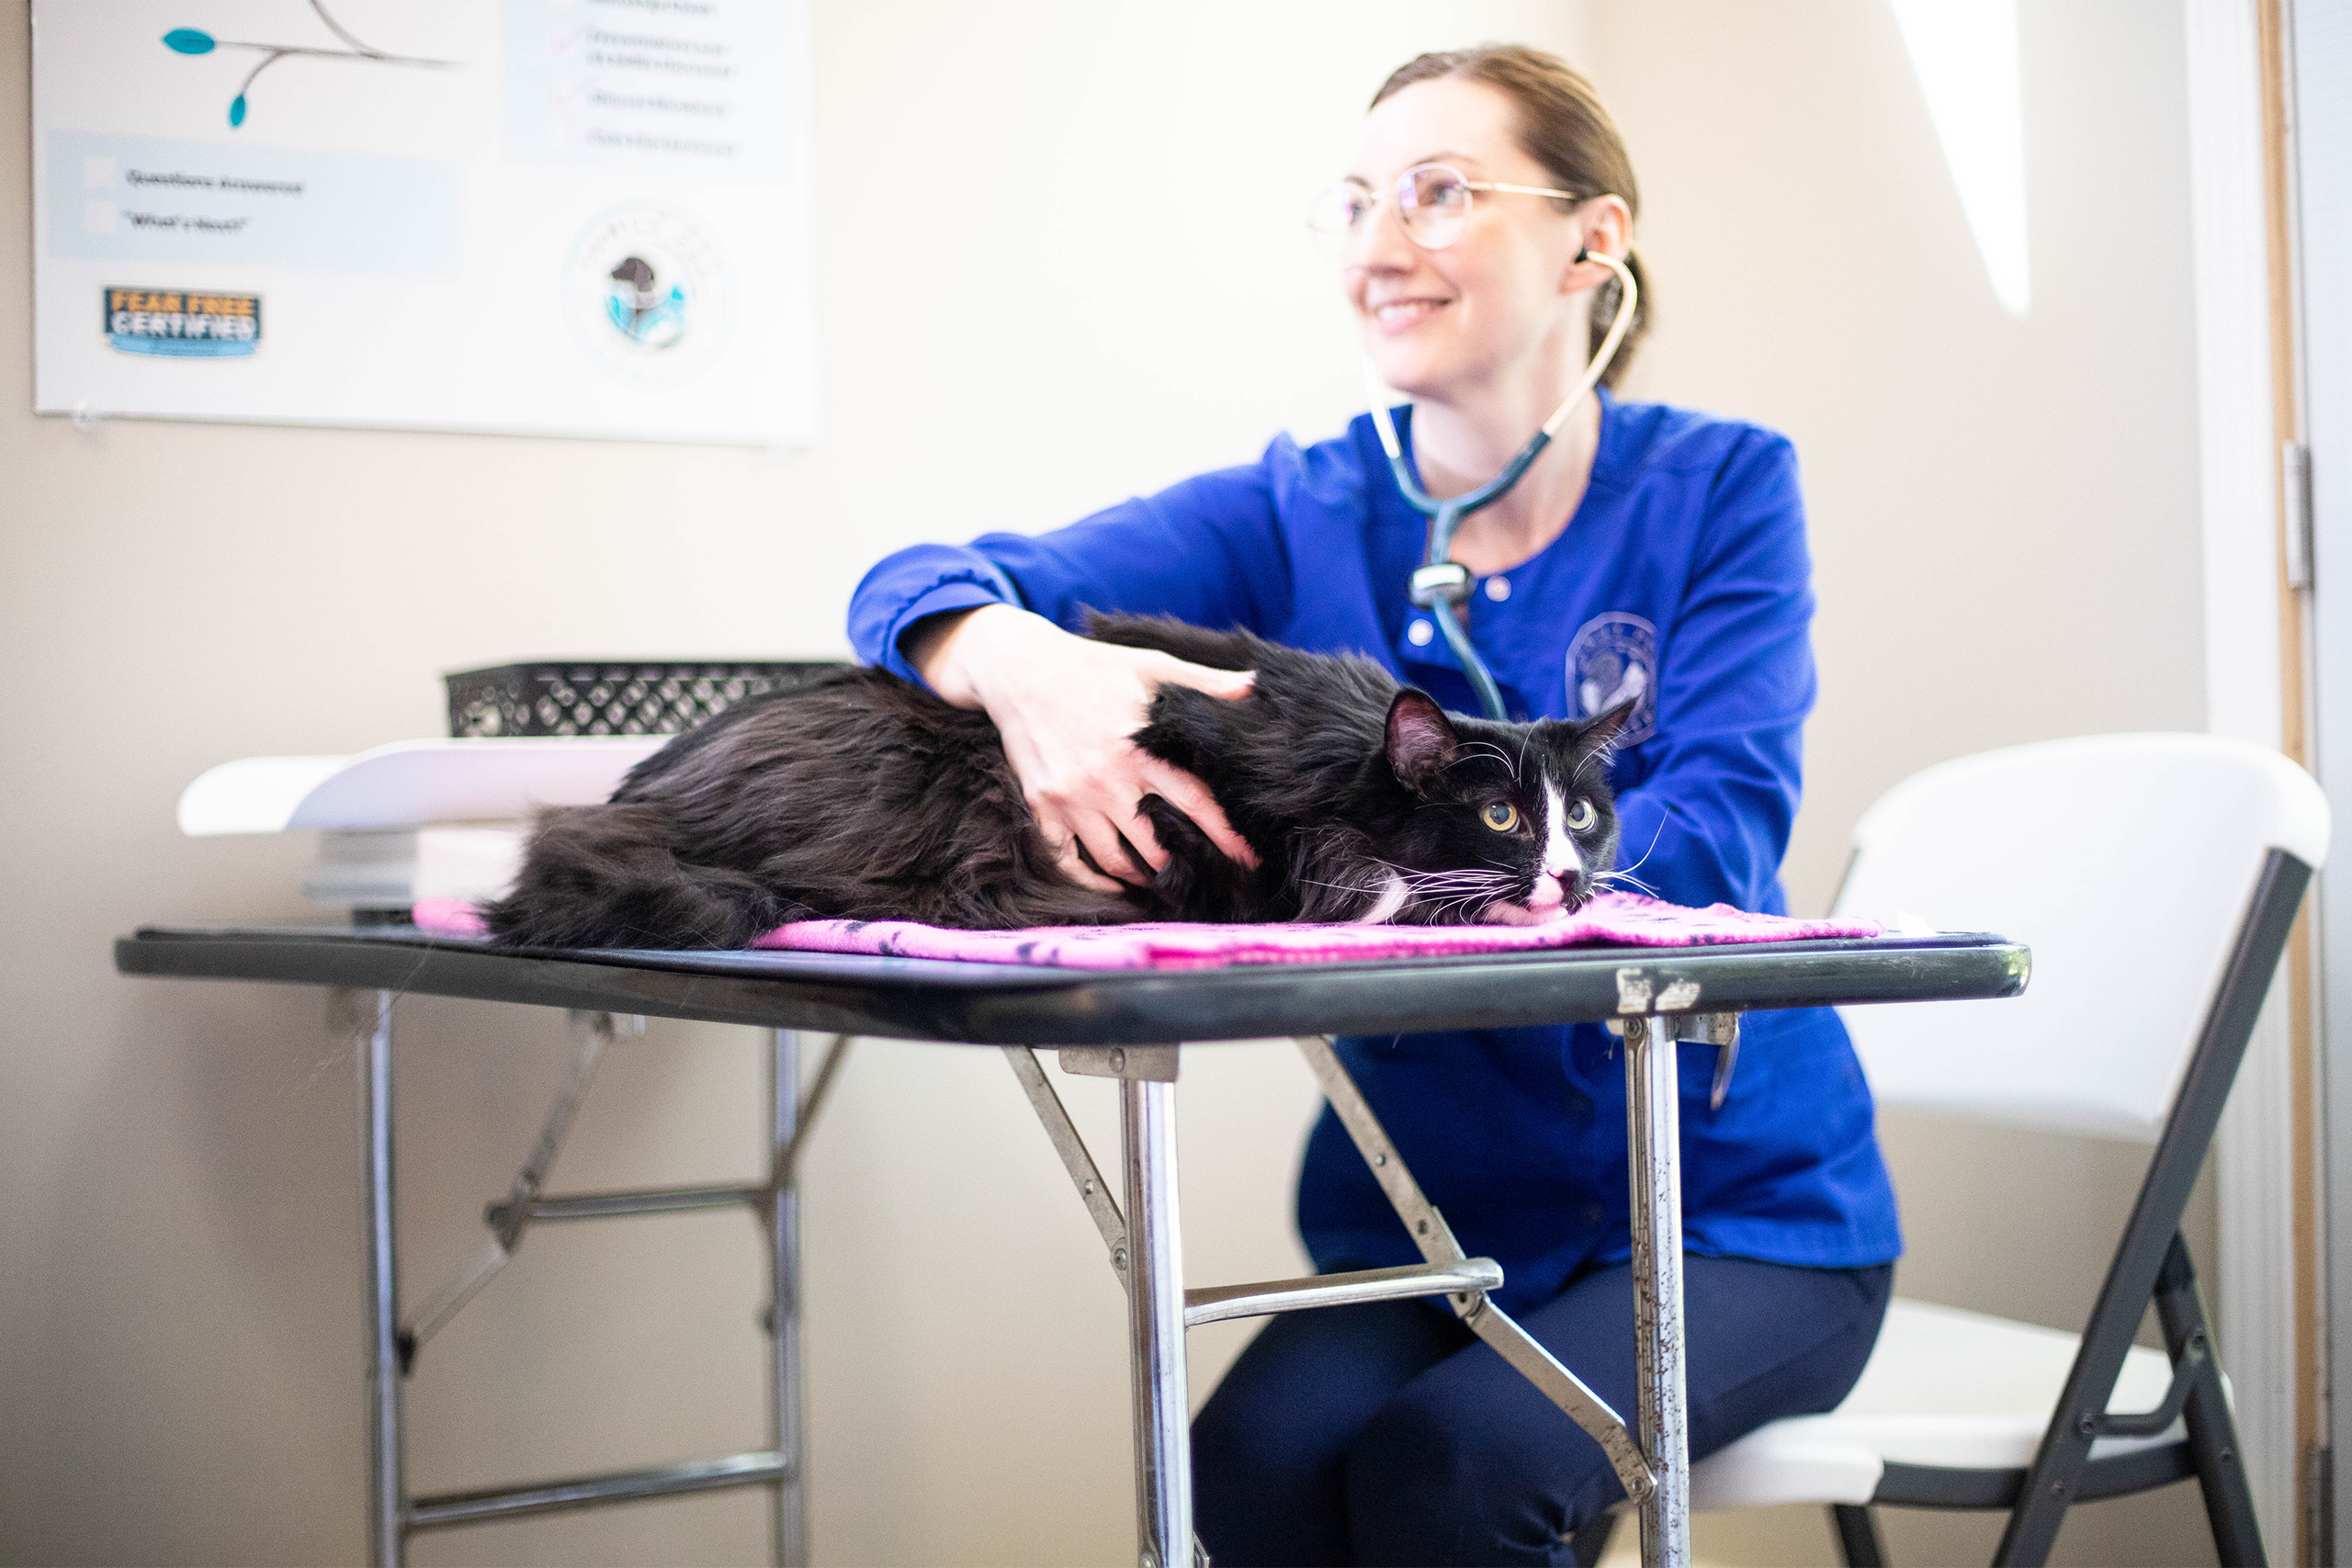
[1354, 871, 1410, 925]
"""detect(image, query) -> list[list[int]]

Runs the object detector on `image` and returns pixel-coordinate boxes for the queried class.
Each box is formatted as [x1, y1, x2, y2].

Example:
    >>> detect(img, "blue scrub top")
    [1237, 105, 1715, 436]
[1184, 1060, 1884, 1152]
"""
[848, 390, 1903, 1310]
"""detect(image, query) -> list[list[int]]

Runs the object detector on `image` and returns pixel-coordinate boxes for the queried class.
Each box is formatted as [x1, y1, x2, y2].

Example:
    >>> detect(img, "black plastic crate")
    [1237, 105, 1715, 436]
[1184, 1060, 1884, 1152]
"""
[445, 660, 844, 738]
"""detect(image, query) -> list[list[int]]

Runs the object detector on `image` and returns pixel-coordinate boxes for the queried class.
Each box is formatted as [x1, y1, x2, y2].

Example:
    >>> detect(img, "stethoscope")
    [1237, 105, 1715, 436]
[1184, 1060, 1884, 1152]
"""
[1364, 246, 1641, 722]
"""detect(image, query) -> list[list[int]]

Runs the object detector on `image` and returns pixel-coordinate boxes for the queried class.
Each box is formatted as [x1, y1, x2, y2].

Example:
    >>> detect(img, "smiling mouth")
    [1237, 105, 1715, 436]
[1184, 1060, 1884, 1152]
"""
[1370, 299, 1450, 331]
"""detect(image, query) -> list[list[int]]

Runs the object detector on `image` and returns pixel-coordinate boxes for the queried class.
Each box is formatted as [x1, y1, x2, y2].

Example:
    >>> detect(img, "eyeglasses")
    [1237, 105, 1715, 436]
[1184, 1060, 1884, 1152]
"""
[1306, 163, 1585, 252]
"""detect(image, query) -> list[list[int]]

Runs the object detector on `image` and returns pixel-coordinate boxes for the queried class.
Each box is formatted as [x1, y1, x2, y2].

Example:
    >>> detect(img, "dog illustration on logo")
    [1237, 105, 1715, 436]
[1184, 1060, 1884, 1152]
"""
[605, 256, 688, 351]
[567, 204, 726, 386]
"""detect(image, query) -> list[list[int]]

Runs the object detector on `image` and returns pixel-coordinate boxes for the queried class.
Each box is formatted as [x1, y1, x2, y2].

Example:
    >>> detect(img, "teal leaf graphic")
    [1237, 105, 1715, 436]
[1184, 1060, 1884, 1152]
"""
[228, 94, 247, 127]
[162, 28, 216, 54]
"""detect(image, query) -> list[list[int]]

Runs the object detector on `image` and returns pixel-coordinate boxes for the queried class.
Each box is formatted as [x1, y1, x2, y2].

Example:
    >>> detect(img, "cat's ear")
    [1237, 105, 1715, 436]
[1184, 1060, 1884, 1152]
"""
[1385, 690, 1460, 790]
[1578, 697, 1640, 750]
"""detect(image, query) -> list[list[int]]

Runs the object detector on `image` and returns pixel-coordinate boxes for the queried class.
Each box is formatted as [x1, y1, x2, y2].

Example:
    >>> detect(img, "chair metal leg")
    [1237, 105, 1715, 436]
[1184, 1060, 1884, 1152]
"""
[1831, 1503, 1888, 1567]
[768, 1029, 809, 1568]
[2151, 1234, 2267, 1566]
[357, 989, 405, 1568]
[1122, 1074, 1192, 1568]
[1995, 852, 2306, 1567]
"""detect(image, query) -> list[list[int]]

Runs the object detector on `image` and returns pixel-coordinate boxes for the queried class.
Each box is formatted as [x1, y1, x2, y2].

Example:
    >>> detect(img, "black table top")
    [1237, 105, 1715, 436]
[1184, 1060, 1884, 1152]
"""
[116, 922, 2029, 1046]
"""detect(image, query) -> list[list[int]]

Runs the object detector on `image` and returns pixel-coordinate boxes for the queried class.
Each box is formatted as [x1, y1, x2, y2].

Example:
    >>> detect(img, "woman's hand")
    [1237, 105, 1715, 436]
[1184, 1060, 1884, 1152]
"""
[908, 604, 1260, 892]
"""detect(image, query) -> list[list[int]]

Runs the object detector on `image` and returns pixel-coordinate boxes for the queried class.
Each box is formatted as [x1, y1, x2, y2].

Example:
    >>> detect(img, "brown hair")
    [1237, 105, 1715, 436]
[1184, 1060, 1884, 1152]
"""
[1374, 45, 1649, 387]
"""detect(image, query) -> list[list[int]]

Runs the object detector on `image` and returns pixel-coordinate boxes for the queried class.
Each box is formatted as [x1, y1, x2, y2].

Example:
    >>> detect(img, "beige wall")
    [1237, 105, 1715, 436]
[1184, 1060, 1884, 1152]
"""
[1, 2, 2223, 1564]
[1, 4, 1579, 1564]
[1590, 3, 2218, 1564]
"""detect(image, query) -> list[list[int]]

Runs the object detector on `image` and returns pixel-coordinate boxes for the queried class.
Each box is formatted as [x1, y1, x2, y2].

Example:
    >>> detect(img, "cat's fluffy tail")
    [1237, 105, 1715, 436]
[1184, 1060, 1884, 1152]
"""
[482, 803, 785, 950]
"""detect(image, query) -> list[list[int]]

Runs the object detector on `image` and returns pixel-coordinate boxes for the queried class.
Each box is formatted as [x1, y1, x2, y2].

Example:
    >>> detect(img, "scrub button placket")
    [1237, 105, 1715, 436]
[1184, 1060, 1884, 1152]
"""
[1408, 619, 1435, 647]
[1486, 576, 1511, 602]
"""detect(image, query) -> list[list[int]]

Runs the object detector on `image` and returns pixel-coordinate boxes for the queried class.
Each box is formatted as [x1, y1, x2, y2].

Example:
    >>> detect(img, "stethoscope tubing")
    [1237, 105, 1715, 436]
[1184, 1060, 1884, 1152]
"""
[1365, 247, 1642, 721]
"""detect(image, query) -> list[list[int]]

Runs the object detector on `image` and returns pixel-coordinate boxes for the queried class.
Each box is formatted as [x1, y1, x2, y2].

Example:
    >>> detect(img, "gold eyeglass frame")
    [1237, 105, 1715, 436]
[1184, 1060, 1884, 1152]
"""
[1307, 162, 1588, 251]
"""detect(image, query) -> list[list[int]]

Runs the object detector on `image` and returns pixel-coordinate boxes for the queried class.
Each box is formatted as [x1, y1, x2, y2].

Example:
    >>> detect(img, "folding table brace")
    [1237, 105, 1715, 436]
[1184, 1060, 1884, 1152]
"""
[1006, 1021, 1727, 1568]
[345, 993, 852, 1567]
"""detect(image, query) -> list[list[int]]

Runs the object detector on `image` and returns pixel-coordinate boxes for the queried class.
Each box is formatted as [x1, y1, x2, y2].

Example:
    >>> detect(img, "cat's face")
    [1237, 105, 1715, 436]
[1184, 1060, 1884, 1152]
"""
[1364, 689, 1634, 926]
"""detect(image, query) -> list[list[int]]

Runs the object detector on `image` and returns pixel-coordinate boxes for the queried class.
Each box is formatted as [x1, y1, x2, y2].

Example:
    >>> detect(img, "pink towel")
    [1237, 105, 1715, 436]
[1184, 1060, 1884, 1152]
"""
[412, 893, 1881, 972]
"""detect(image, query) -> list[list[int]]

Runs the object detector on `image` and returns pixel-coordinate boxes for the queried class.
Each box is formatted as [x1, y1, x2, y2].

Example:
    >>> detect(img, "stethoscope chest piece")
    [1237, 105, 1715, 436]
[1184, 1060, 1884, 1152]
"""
[1408, 561, 1474, 606]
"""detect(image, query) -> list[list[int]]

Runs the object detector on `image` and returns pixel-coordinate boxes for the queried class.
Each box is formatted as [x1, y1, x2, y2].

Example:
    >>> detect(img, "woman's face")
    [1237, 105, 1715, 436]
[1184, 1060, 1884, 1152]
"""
[1340, 77, 1619, 404]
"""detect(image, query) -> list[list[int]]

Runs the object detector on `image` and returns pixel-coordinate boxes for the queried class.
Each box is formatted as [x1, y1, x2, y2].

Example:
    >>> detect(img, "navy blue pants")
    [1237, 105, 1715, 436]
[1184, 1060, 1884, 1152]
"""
[1192, 1255, 1894, 1566]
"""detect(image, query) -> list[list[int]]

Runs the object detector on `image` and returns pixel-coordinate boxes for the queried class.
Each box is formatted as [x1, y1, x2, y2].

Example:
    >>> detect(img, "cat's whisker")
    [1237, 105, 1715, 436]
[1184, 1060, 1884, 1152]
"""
[1294, 876, 1377, 895]
[1368, 855, 1512, 889]
[1401, 879, 1496, 902]
[1609, 815, 1672, 882]
[1416, 878, 1508, 907]
[1402, 873, 1512, 895]
[1415, 892, 1480, 922]
[1454, 741, 1521, 779]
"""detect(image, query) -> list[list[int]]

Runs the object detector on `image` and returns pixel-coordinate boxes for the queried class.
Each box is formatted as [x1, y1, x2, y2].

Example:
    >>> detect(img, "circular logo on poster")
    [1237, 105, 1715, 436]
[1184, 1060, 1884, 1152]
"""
[564, 203, 730, 388]
[1566, 611, 1659, 745]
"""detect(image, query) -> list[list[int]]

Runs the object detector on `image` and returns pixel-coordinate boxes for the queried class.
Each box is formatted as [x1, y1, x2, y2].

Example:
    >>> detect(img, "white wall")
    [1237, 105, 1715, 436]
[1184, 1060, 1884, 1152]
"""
[3, 2, 2233, 1564]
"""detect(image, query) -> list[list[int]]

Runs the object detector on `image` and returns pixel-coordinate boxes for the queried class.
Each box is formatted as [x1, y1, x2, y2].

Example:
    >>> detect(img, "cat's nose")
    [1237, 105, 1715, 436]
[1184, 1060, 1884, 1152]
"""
[1528, 874, 1567, 909]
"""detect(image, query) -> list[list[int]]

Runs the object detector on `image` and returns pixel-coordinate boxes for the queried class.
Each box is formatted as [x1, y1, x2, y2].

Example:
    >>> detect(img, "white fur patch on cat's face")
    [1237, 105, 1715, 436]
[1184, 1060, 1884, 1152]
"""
[1540, 779, 1583, 877]
[1527, 779, 1581, 909]
[1486, 778, 1583, 923]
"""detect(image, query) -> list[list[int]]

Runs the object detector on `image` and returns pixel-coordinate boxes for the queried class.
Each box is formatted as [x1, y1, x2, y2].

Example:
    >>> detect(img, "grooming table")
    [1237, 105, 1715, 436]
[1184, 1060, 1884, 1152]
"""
[115, 922, 2027, 1568]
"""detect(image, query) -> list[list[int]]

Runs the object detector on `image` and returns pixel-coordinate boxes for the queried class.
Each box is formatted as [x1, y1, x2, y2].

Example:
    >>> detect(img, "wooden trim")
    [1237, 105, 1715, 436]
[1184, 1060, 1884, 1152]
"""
[2255, 3, 2321, 1563]
[2193, 0, 2306, 1551]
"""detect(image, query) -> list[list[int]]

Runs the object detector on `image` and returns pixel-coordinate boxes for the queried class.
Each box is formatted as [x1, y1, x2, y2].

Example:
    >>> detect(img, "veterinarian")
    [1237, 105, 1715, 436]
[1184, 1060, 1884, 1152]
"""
[849, 45, 1896, 1568]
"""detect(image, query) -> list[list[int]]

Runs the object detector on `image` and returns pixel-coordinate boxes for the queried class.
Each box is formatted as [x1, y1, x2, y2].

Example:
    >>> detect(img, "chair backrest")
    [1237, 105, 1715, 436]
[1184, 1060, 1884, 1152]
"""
[1832, 733, 2328, 1141]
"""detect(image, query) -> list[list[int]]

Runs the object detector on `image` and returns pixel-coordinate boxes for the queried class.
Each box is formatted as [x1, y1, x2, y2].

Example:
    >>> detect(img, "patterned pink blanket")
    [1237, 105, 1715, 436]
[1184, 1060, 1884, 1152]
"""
[412, 893, 1880, 972]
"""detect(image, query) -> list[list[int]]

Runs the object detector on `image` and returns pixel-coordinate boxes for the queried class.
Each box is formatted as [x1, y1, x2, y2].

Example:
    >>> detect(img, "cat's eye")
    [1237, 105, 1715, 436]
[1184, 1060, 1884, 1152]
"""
[1565, 798, 1596, 831]
[1480, 801, 1520, 832]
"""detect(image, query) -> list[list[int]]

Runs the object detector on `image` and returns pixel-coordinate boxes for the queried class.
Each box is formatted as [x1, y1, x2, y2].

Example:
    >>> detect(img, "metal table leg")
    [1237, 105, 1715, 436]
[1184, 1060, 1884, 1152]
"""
[1625, 1016, 1690, 1568]
[768, 1029, 810, 1568]
[1022, 1031, 1702, 1564]
[1121, 1073, 1192, 1568]
[356, 989, 405, 1568]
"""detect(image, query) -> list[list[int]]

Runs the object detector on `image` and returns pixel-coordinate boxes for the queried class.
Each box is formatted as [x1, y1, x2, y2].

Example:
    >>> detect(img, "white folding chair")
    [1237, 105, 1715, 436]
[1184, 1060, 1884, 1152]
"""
[1683, 733, 2328, 1568]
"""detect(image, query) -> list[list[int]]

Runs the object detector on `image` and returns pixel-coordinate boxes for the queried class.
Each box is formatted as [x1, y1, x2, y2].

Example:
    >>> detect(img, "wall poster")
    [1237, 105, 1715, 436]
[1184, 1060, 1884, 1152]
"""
[30, 0, 814, 446]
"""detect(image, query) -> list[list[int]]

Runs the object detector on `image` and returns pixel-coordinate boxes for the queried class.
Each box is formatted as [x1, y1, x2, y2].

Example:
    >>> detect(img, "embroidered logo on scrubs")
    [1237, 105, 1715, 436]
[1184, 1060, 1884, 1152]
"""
[1566, 612, 1658, 744]
[564, 203, 730, 389]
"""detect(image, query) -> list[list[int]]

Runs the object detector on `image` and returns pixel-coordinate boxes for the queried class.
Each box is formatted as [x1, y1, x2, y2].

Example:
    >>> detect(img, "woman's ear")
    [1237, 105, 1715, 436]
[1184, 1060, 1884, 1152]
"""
[1385, 689, 1460, 790]
[1563, 194, 1634, 294]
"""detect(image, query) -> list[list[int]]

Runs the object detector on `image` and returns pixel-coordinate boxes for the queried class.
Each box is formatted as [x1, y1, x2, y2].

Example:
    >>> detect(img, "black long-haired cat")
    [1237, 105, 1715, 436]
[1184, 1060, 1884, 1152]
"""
[483, 614, 1634, 949]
